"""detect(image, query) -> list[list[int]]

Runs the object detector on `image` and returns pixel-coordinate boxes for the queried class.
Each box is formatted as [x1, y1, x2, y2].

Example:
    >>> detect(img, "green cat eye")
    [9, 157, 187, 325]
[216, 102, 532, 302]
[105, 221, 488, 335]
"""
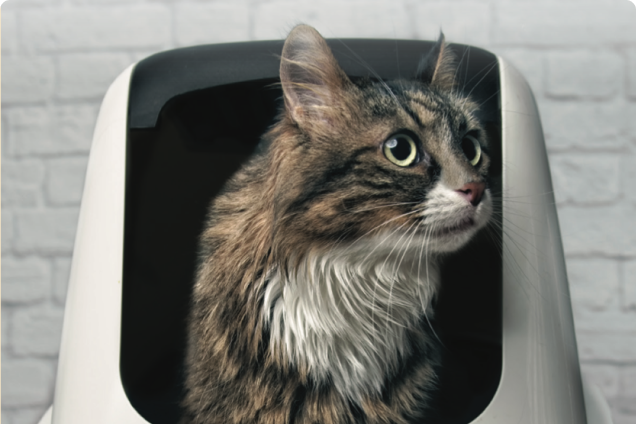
[462, 134, 481, 166]
[383, 134, 418, 167]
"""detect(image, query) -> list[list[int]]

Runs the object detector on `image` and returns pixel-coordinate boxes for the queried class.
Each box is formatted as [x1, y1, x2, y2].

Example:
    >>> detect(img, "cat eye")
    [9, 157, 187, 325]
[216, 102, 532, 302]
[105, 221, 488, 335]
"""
[383, 134, 418, 167]
[461, 134, 481, 166]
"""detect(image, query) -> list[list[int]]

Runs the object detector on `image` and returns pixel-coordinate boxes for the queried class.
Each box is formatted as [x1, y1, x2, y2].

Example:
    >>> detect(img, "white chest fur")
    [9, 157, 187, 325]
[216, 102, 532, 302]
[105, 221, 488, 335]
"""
[262, 237, 440, 402]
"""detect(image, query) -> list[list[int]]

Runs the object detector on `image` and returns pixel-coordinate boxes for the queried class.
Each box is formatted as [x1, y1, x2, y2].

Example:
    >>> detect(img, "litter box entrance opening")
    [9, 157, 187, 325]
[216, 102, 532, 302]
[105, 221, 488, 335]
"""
[121, 41, 502, 424]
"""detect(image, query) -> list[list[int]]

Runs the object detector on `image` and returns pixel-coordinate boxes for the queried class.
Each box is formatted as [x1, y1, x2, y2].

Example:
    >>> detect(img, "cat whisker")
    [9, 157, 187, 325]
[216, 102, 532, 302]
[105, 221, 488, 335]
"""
[383, 219, 420, 333]
[348, 208, 425, 248]
[461, 60, 499, 109]
[345, 201, 421, 214]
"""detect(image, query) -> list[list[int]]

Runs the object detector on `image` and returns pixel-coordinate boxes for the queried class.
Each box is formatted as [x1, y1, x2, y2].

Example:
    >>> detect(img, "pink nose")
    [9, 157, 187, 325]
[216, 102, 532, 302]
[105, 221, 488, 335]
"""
[456, 182, 485, 206]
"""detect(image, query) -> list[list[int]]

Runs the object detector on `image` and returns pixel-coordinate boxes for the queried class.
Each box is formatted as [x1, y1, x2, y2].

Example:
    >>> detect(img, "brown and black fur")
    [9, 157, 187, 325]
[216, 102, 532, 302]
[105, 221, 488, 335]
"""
[182, 24, 491, 424]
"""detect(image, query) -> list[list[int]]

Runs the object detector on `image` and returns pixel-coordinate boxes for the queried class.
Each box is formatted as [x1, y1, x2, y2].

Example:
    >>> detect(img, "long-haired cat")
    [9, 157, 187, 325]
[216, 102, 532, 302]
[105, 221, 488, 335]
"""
[182, 24, 492, 424]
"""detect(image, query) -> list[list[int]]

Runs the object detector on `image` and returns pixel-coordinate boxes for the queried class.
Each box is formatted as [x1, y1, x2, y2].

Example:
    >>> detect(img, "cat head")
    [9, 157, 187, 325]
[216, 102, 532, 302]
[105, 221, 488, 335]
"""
[269, 25, 492, 259]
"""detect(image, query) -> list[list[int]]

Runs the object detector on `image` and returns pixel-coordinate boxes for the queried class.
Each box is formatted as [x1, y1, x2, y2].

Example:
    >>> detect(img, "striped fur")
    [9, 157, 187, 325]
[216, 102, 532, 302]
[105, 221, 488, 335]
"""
[183, 25, 492, 424]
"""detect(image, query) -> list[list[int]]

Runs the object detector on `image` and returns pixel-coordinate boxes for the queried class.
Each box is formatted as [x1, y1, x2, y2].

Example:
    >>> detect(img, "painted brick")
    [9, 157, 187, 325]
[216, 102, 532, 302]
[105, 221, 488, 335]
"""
[2, 160, 46, 187]
[577, 331, 636, 362]
[2, 257, 51, 305]
[3, 211, 15, 255]
[1, 56, 55, 104]
[12, 305, 64, 356]
[494, 48, 544, 97]
[7, 104, 99, 156]
[558, 204, 636, 257]
[2, 159, 45, 208]
[624, 366, 636, 398]
[493, 2, 636, 46]
[4, 0, 63, 6]
[628, 49, 636, 99]
[613, 397, 636, 416]
[581, 363, 620, 398]
[621, 145, 636, 207]
[52, 257, 72, 305]
[3, 307, 13, 354]
[2, 10, 19, 55]
[1, 358, 54, 406]
[411, 2, 491, 48]
[254, 1, 412, 40]
[45, 157, 89, 206]
[21, 5, 172, 52]
[57, 53, 132, 100]
[549, 154, 620, 205]
[567, 258, 619, 311]
[628, 102, 636, 142]
[14, 209, 79, 254]
[71, 0, 137, 3]
[2, 186, 40, 208]
[612, 411, 636, 424]
[572, 306, 636, 333]
[175, 3, 250, 47]
[623, 260, 636, 311]
[546, 50, 621, 99]
[541, 100, 627, 151]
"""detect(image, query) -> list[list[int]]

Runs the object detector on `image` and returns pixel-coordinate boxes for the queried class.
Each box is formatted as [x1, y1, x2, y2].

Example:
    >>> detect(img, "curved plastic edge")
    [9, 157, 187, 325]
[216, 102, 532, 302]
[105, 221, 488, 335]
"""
[50, 63, 149, 424]
[582, 378, 614, 424]
[469, 56, 588, 423]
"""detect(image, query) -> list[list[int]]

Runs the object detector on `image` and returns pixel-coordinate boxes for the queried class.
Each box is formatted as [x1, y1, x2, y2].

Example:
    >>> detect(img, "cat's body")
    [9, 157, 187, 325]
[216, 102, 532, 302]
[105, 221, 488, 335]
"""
[183, 25, 492, 424]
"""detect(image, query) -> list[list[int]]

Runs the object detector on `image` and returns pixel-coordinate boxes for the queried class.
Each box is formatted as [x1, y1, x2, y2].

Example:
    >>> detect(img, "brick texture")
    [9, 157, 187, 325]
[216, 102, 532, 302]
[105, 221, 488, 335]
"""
[546, 50, 622, 99]
[411, 2, 491, 48]
[175, 3, 251, 46]
[2, 10, 19, 55]
[541, 100, 628, 151]
[254, 1, 412, 40]
[2, 257, 51, 305]
[550, 154, 620, 205]
[2, 1, 635, 423]
[623, 260, 636, 311]
[45, 157, 89, 206]
[52, 258, 72, 306]
[11, 306, 65, 357]
[1, 56, 55, 103]
[628, 48, 636, 99]
[1, 159, 45, 208]
[1, 359, 55, 407]
[6, 105, 99, 156]
[14, 209, 80, 254]
[21, 5, 172, 52]
[57, 53, 133, 100]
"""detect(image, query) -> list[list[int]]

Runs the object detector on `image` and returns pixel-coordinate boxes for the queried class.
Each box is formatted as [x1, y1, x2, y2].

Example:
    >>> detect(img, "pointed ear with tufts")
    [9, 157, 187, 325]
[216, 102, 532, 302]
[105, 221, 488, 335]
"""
[416, 32, 457, 91]
[279, 25, 352, 127]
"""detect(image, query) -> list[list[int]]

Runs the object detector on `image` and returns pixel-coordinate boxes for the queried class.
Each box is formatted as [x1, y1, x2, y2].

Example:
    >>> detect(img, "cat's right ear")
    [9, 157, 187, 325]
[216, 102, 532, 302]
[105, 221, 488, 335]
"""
[279, 25, 351, 127]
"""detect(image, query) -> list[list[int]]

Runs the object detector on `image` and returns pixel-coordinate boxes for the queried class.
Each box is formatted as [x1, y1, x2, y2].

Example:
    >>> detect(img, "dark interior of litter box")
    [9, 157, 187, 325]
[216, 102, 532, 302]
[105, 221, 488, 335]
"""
[121, 39, 502, 424]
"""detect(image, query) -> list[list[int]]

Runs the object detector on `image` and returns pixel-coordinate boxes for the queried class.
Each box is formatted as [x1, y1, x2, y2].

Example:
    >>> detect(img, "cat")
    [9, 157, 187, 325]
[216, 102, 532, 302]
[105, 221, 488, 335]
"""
[182, 24, 493, 424]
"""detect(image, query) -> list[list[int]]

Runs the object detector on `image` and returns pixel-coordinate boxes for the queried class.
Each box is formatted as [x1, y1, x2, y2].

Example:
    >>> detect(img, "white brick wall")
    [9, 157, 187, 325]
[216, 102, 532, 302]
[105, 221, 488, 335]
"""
[2, 1, 635, 423]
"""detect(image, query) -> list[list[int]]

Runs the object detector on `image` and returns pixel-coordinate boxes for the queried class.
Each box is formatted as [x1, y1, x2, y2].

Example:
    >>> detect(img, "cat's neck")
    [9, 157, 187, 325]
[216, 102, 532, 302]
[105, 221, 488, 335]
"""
[262, 236, 440, 402]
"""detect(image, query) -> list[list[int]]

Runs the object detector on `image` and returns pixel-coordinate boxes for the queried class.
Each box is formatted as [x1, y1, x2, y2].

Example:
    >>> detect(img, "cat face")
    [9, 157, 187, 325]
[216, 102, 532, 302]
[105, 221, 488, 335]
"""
[270, 25, 492, 258]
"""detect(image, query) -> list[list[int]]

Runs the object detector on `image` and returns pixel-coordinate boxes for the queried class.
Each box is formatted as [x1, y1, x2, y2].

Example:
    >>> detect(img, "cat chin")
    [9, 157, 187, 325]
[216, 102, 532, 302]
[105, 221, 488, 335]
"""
[419, 186, 493, 253]
[426, 226, 481, 253]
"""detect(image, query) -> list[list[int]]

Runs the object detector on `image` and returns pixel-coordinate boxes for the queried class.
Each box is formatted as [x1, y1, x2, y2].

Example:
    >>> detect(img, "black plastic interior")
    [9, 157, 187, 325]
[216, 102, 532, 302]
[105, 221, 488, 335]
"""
[121, 39, 502, 423]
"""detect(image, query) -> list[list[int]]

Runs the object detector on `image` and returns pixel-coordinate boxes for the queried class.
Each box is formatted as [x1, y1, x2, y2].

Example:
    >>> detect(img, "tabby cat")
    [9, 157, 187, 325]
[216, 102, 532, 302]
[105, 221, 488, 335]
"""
[182, 24, 493, 424]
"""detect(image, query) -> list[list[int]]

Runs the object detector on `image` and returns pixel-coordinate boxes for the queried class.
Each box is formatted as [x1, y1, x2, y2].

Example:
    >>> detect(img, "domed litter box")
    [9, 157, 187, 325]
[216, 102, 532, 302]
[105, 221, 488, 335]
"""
[37, 38, 612, 424]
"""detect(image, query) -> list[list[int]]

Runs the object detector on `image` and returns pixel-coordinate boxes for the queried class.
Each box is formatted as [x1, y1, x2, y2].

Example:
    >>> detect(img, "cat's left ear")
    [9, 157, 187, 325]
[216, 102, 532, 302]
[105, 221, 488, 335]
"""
[416, 32, 457, 91]
[279, 25, 352, 127]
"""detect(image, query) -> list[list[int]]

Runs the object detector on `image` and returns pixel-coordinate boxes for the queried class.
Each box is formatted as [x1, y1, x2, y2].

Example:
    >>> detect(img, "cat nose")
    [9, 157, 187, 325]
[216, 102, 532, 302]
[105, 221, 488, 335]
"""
[456, 182, 485, 206]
